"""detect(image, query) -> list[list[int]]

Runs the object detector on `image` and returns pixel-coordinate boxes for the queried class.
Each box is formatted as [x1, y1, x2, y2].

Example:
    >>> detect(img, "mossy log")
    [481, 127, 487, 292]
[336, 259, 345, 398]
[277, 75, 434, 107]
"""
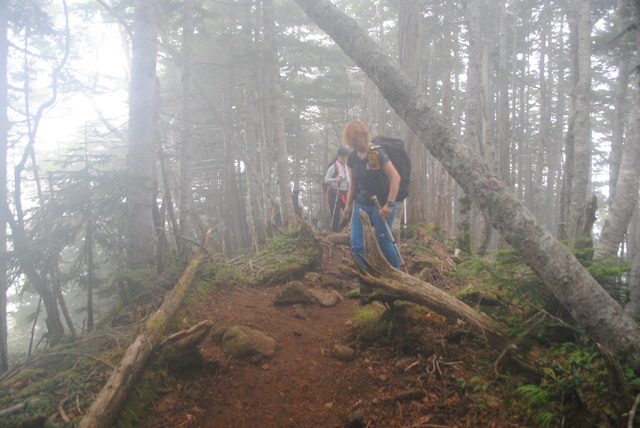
[356, 210, 509, 348]
[78, 230, 213, 428]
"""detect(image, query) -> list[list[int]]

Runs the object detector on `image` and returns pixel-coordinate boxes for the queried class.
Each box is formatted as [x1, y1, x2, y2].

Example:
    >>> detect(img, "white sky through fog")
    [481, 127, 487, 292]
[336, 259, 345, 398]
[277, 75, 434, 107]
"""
[38, 4, 130, 161]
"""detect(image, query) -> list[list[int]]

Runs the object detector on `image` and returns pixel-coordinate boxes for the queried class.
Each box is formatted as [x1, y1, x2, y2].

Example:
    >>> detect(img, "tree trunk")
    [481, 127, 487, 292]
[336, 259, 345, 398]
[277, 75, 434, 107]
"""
[609, 0, 631, 199]
[125, 0, 158, 270]
[398, 0, 426, 225]
[355, 209, 508, 348]
[0, 0, 8, 372]
[628, 209, 640, 314]
[293, 0, 640, 359]
[262, 0, 295, 227]
[567, 0, 593, 242]
[178, 0, 195, 256]
[78, 231, 213, 428]
[595, 96, 640, 260]
[594, 1, 640, 260]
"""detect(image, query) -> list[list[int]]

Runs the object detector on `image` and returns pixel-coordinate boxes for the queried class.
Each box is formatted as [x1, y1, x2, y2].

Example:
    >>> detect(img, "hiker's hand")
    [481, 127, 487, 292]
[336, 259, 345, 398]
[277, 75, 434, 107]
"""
[379, 204, 392, 221]
[343, 206, 352, 219]
[335, 177, 343, 183]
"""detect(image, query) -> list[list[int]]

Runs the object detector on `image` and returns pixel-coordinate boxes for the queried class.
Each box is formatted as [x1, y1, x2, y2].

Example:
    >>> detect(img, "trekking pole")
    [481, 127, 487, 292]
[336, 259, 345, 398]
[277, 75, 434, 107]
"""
[372, 196, 407, 272]
[331, 186, 341, 228]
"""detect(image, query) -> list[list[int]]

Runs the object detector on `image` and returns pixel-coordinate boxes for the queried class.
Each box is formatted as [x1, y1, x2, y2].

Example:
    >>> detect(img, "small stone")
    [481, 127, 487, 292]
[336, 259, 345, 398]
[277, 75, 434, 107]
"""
[305, 272, 321, 282]
[378, 374, 388, 381]
[396, 389, 426, 402]
[293, 305, 308, 320]
[346, 409, 367, 428]
[308, 288, 340, 307]
[332, 344, 356, 361]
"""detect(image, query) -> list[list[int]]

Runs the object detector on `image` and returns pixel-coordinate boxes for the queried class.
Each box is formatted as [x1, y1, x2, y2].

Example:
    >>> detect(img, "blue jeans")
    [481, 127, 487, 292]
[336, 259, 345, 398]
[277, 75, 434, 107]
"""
[350, 203, 399, 269]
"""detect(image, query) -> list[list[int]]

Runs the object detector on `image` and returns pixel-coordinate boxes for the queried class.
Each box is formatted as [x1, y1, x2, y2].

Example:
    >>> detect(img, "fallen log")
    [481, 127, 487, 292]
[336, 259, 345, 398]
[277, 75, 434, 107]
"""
[356, 210, 509, 348]
[158, 320, 213, 371]
[78, 230, 213, 428]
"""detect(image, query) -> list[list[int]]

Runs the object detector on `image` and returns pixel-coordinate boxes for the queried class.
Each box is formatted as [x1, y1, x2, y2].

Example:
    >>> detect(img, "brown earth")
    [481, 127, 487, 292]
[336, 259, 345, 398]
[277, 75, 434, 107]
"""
[139, 233, 513, 428]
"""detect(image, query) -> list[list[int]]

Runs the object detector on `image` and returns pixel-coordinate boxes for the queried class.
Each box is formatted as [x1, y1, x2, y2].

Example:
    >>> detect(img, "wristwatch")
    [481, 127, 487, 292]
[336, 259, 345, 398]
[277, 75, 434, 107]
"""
[385, 200, 395, 207]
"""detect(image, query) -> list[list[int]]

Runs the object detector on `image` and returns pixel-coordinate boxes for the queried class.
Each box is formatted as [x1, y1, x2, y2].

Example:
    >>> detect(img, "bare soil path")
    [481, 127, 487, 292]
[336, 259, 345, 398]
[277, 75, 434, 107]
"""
[139, 235, 510, 427]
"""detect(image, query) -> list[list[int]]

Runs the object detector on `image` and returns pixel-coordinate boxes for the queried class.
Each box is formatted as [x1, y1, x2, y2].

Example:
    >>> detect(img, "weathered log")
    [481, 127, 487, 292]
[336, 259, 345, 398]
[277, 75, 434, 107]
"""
[356, 210, 509, 348]
[0, 398, 41, 418]
[158, 320, 213, 371]
[78, 230, 213, 428]
[160, 319, 213, 350]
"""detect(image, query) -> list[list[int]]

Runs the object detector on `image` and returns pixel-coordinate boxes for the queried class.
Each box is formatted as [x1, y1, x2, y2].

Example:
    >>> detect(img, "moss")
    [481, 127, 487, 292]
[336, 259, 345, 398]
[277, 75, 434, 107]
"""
[246, 224, 321, 287]
[116, 367, 175, 428]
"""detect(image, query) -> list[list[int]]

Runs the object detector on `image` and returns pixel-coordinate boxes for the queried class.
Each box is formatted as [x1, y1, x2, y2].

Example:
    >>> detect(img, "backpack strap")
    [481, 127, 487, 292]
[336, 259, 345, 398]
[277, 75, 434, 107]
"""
[367, 145, 382, 171]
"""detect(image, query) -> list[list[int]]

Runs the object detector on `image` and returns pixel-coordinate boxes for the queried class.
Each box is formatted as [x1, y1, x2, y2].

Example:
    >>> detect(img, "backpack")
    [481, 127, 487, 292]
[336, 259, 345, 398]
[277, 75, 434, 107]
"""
[369, 136, 411, 202]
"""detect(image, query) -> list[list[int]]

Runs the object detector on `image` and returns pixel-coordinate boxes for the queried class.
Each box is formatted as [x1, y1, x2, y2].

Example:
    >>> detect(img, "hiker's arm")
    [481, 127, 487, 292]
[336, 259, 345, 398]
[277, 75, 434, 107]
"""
[379, 161, 400, 221]
[343, 166, 356, 219]
[323, 165, 339, 184]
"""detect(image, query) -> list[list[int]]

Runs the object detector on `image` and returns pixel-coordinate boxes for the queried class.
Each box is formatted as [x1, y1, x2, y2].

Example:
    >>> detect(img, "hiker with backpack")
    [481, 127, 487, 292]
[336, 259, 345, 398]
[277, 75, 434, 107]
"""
[341, 120, 405, 270]
[324, 147, 350, 232]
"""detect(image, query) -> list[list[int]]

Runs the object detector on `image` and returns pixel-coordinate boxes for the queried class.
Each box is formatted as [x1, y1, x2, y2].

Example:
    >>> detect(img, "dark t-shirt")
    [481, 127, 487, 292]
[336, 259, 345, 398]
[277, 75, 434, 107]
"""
[347, 147, 391, 205]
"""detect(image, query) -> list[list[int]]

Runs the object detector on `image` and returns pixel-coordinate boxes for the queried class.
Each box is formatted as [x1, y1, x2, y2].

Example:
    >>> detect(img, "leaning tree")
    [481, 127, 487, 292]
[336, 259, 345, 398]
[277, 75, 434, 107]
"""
[293, 0, 640, 360]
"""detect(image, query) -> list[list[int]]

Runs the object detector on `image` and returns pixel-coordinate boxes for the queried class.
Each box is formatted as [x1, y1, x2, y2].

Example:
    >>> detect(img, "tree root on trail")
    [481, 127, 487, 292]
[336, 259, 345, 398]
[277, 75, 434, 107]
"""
[355, 209, 509, 349]
[158, 320, 214, 370]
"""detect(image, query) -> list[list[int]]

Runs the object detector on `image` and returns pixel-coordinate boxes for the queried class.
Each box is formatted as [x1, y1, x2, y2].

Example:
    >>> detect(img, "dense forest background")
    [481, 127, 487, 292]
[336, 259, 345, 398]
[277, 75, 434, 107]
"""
[1, 0, 640, 372]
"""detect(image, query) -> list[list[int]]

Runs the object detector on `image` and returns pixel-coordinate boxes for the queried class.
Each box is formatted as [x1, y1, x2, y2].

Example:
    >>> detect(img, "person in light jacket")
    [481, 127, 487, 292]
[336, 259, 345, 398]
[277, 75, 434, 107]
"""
[324, 147, 350, 232]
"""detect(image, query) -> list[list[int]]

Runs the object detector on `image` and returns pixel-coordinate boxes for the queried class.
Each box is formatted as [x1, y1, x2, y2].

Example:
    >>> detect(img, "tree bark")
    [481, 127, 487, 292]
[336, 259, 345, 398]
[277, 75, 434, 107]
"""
[78, 230, 213, 428]
[262, 0, 295, 227]
[356, 209, 508, 348]
[0, 0, 8, 372]
[178, 0, 195, 255]
[293, 0, 640, 359]
[567, 0, 593, 241]
[125, 0, 158, 270]
[594, 1, 640, 260]
[398, 0, 426, 225]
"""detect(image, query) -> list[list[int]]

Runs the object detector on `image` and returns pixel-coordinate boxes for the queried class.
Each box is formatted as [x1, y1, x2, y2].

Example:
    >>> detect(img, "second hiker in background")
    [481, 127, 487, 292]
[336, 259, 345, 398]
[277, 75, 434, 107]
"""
[341, 120, 401, 270]
[324, 147, 350, 232]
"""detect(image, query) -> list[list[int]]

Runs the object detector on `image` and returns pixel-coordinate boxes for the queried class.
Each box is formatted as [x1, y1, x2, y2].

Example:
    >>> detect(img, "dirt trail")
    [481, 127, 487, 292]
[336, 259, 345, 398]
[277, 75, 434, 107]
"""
[140, 236, 506, 427]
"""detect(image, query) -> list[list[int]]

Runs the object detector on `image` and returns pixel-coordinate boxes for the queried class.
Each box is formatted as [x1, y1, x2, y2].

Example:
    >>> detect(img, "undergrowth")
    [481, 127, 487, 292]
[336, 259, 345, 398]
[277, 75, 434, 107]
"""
[452, 248, 639, 427]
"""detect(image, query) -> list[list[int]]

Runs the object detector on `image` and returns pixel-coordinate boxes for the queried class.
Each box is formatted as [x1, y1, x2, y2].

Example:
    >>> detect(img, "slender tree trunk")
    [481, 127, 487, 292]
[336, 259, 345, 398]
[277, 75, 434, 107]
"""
[595, 98, 640, 260]
[262, 0, 295, 227]
[555, 17, 569, 239]
[178, 0, 194, 254]
[85, 207, 95, 332]
[595, 0, 640, 260]
[294, 0, 640, 359]
[0, 0, 8, 372]
[126, 0, 158, 270]
[567, 0, 593, 242]
[398, 0, 426, 225]
[610, 0, 631, 200]
[628, 206, 640, 314]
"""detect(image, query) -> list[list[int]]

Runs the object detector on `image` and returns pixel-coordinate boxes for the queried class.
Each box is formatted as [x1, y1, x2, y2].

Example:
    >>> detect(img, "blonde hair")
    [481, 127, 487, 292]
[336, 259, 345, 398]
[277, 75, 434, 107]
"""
[341, 120, 370, 147]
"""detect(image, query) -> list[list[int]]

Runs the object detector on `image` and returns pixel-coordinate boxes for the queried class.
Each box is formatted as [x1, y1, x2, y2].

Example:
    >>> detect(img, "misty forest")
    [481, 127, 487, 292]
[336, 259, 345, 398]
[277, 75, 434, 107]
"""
[3, 0, 640, 426]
